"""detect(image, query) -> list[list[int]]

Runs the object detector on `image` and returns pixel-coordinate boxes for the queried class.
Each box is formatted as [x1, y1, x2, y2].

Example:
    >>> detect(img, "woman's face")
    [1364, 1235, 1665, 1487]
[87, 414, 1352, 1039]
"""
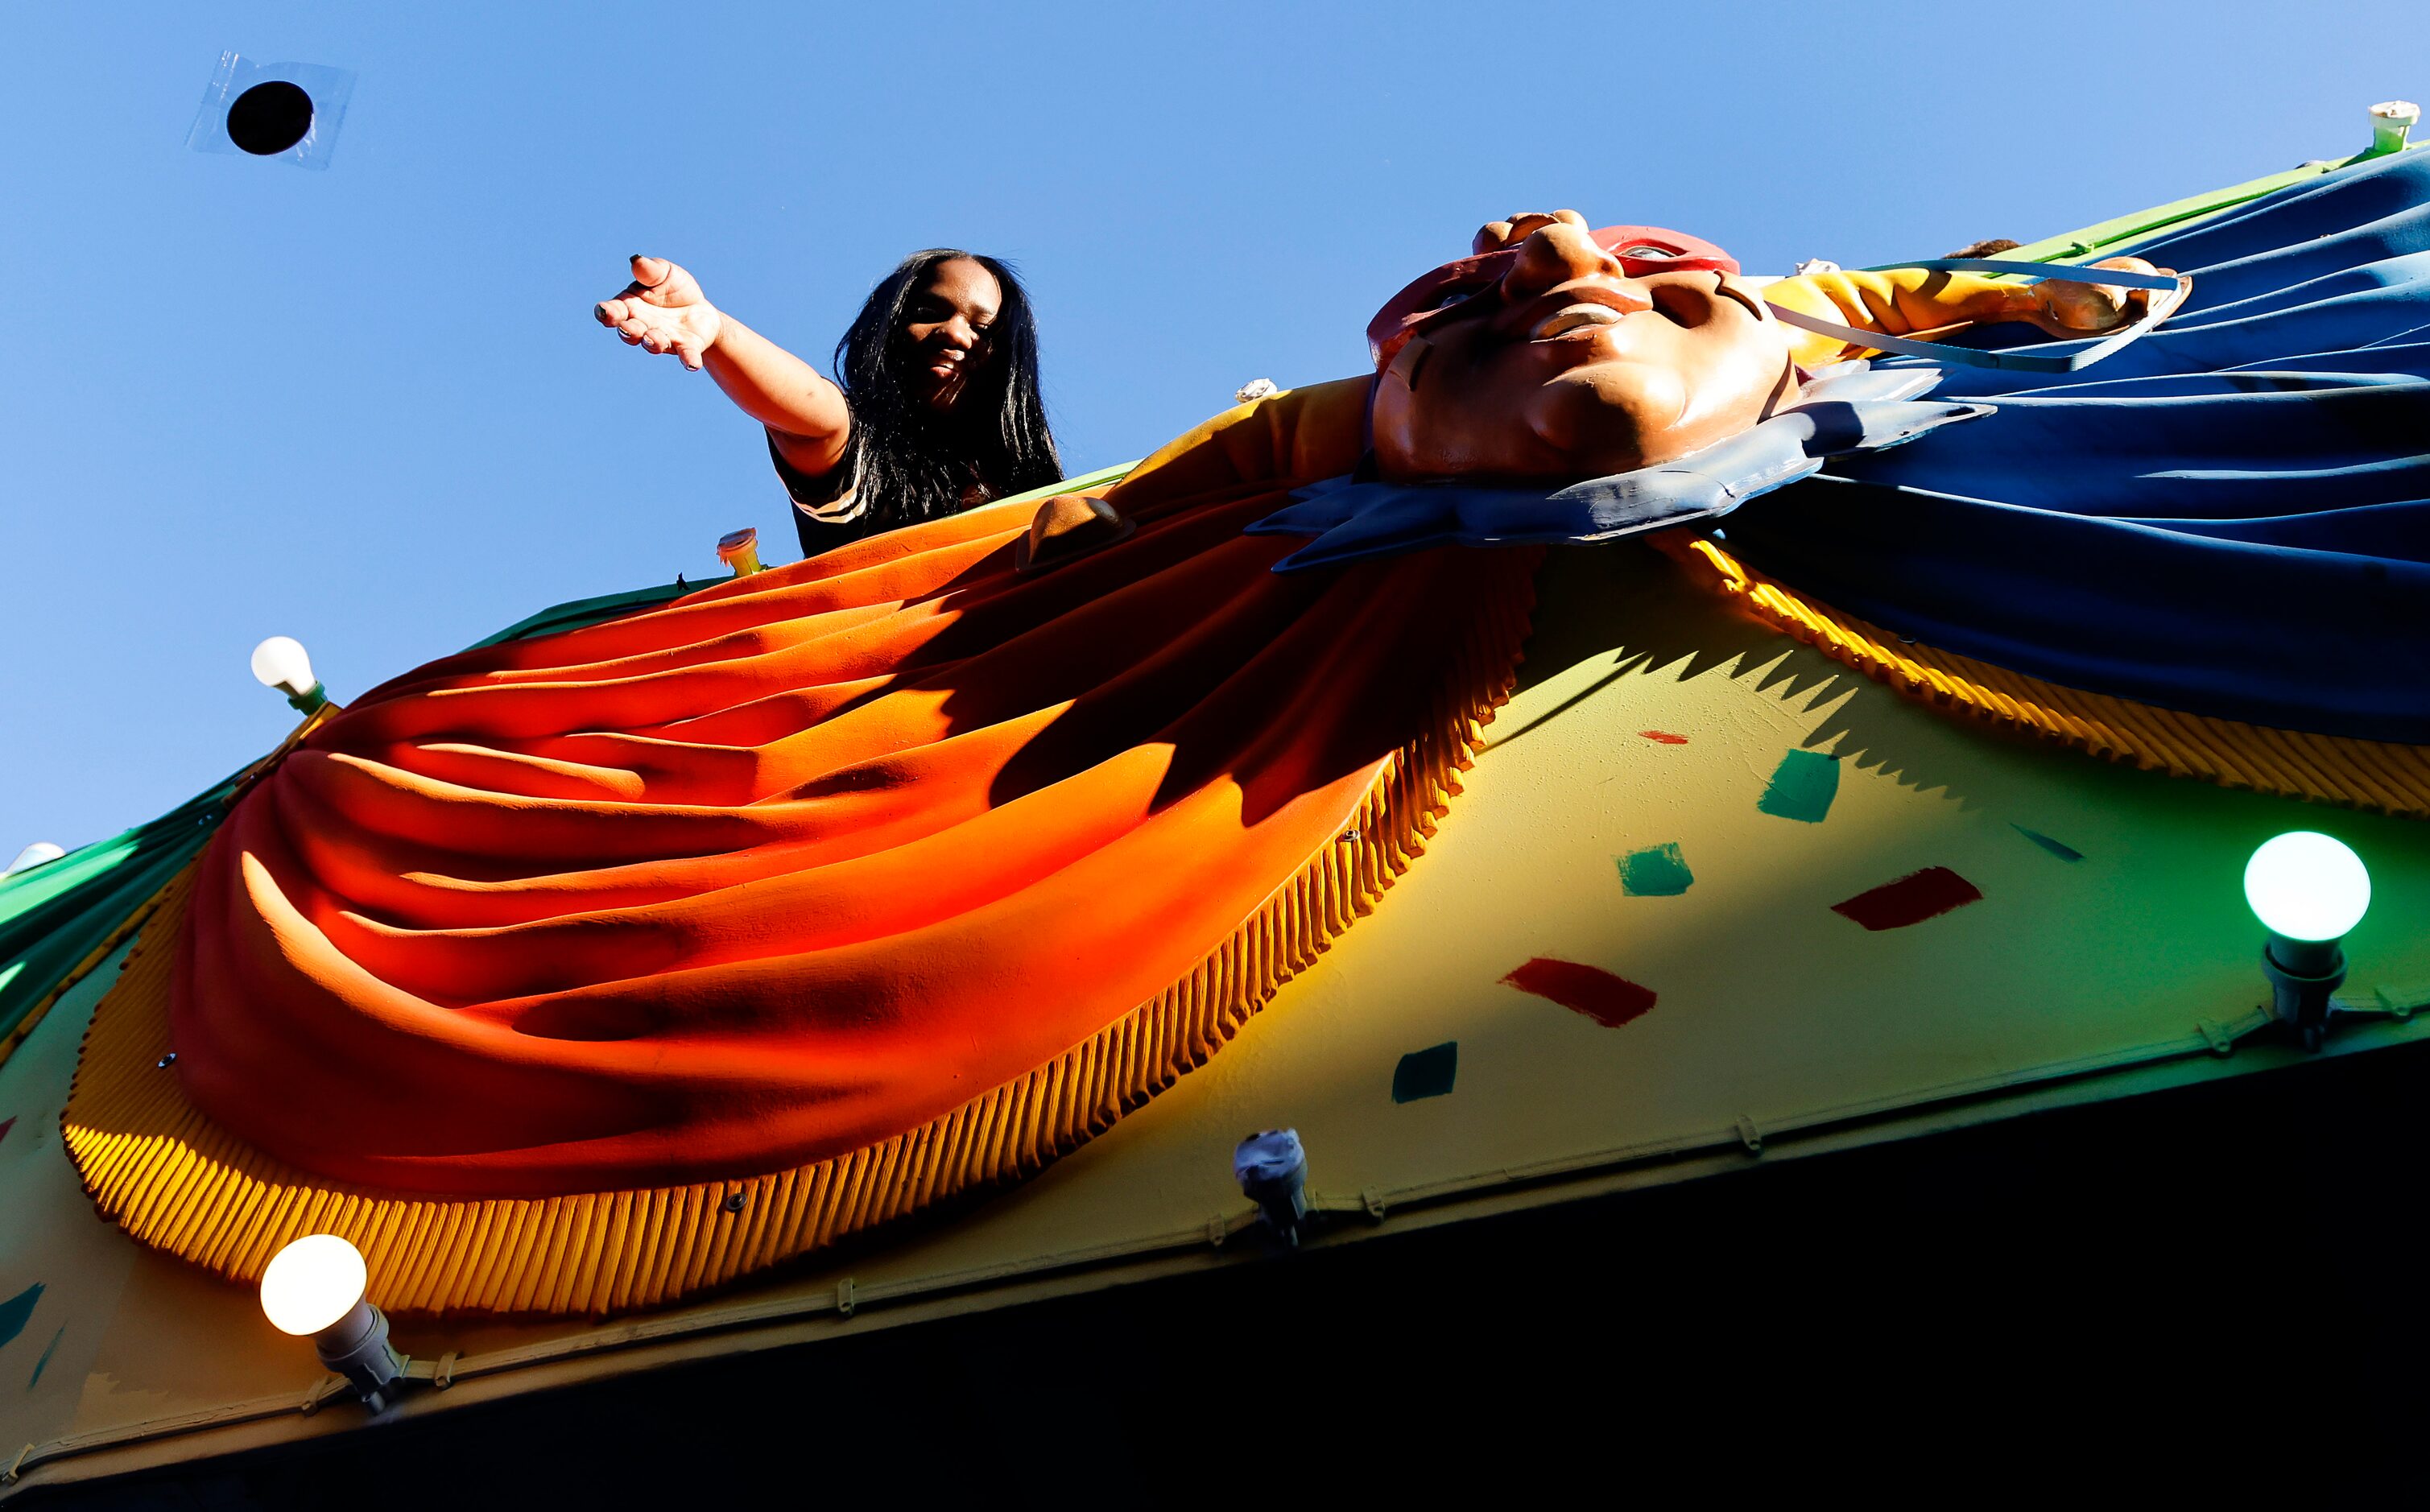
[899, 258, 1003, 413]
[1372, 220, 1795, 482]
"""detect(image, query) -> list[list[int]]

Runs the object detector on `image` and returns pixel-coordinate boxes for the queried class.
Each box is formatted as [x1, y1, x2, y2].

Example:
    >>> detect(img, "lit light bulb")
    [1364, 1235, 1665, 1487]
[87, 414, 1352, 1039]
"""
[250, 636, 327, 713]
[2244, 832, 2371, 942]
[6, 842, 65, 876]
[250, 636, 314, 696]
[260, 1233, 368, 1336]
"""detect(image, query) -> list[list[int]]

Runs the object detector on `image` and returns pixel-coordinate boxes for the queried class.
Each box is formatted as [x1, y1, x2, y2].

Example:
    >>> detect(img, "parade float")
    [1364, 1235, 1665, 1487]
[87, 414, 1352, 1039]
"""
[2, 101, 2425, 1499]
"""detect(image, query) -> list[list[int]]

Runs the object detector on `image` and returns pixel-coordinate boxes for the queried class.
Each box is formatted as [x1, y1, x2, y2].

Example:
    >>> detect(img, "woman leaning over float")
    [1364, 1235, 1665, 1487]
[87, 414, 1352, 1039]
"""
[596, 248, 1063, 557]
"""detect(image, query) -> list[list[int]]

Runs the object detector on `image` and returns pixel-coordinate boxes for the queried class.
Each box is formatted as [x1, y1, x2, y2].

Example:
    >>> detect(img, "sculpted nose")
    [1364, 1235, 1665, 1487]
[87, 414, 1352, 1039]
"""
[1503, 221, 1624, 300]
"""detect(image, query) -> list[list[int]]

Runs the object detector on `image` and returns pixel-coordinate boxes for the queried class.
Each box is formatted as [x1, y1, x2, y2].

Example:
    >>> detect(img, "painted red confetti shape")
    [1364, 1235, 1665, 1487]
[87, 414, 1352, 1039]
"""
[0, 1116, 11, 1147]
[1833, 866, 1984, 930]
[1502, 956, 1656, 1028]
[1638, 730, 1689, 744]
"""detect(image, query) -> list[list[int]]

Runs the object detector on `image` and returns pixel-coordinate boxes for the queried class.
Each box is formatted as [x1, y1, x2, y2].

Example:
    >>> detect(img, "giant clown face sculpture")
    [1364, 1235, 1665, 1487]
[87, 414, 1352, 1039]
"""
[1367, 215, 1797, 483]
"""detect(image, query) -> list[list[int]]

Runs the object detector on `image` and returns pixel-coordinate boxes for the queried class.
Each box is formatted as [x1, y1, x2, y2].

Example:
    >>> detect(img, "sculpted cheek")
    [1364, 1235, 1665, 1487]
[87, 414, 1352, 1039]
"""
[1529, 364, 1685, 473]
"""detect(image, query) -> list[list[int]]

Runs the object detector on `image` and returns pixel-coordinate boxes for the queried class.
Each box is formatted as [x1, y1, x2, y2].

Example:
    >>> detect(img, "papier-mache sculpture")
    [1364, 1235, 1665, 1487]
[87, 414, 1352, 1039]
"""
[64, 153, 2430, 1316]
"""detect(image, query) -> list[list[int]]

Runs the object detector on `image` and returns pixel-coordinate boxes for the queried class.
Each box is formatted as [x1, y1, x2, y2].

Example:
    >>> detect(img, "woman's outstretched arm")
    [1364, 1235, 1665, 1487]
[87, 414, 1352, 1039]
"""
[595, 255, 854, 478]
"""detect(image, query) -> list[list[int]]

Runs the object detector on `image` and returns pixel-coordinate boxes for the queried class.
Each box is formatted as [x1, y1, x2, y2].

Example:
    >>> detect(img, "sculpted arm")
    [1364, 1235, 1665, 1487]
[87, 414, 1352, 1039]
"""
[1766, 260, 2178, 367]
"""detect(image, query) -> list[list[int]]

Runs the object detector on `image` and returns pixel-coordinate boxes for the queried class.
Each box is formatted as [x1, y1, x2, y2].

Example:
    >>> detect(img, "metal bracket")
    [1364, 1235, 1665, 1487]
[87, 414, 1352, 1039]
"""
[1734, 1114, 1763, 1155]
[6, 1443, 30, 1486]
[1207, 1214, 1230, 1246]
[2198, 1019, 2239, 1056]
[1360, 1186, 1387, 1220]
[835, 1278, 856, 1318]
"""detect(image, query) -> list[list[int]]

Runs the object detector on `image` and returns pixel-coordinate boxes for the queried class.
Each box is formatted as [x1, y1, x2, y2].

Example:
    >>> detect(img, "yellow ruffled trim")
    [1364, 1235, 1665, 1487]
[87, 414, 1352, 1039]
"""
[62, 552, 1539, 1318]
[1666, 535, 2430, 816]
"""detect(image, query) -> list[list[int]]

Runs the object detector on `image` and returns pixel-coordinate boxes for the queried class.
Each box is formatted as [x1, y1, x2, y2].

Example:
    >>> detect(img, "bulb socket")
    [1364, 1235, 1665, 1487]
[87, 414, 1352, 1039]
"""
[1234, 1129, 1311, 1244]
[2263, 933, 2347, 1044]
[314, 1297, 403, 1407]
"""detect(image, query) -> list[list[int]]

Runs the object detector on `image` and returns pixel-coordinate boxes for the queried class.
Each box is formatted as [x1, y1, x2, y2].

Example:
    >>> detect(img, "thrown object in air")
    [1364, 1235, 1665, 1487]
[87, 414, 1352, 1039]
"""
[1234, 378, 1280, 404]
[1234, 1129, 1311, 1245]
[187, 52, 357, 169]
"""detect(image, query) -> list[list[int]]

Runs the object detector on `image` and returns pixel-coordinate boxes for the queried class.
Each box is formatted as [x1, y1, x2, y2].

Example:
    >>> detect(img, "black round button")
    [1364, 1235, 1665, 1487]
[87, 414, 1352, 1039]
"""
[226, 80, 314, 155]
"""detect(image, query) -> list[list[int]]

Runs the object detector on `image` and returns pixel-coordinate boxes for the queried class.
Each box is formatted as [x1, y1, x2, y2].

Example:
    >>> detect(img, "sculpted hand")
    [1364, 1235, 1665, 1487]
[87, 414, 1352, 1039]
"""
[2034, 256, 2183, 334]
[1473, 209, 1588, 256]
[594, 255, 721, 371]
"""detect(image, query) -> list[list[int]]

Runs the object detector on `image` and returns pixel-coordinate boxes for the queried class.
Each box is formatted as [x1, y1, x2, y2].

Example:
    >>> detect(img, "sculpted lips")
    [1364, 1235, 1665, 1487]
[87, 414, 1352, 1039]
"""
[1527, 283, 1655, 341]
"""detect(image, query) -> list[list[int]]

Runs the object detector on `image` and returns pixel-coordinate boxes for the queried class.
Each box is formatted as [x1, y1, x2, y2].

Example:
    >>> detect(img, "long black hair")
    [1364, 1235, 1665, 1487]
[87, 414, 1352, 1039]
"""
[832, 249, 1062, 531]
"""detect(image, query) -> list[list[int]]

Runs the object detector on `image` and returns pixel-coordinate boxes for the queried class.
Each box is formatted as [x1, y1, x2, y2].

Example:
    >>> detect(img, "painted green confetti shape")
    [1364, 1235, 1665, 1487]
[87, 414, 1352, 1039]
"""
[1757, 748, 1839, 823]
[1618, 842, 1694, 896]
[1392, 1042, 1458, 1103]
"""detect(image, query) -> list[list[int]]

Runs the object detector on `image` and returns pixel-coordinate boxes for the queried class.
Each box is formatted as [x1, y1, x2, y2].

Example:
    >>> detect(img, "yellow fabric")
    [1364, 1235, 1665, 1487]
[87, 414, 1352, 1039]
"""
[1661, 535, 2430, 816]
[1763, 268, 2039, 368]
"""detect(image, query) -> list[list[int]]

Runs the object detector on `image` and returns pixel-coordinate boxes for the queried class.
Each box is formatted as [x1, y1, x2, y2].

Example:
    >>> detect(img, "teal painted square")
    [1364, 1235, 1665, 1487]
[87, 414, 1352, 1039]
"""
[0, 1283, 39, 1351]
[1392, 1042, 1457, 1103]
[1757, 748, 1839, 823]
[1618, 842, 1694, 896]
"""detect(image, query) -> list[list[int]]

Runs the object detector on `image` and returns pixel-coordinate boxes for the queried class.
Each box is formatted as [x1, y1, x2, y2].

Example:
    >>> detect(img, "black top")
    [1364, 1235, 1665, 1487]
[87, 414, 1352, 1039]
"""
[769, 432, 1006, 560]
[768, 432, 886, 559]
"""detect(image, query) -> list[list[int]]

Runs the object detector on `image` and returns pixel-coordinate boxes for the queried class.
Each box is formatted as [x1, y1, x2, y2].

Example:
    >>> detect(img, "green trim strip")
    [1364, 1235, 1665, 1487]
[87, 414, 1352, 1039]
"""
[1866, 136, 2423, 274]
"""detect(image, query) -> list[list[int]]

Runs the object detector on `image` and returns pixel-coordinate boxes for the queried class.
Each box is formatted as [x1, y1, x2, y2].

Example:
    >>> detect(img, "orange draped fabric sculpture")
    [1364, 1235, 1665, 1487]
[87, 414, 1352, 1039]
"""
[163, 380, 1536, 1208]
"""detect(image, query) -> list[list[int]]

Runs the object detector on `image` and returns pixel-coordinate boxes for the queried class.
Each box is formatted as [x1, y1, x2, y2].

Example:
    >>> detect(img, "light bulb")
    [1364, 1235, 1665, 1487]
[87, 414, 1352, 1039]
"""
[250, 636, 316, 699]
[2243, 832, 2371, 942]
[6, 842, 65, 876]
[260, 1233, 368, 1336]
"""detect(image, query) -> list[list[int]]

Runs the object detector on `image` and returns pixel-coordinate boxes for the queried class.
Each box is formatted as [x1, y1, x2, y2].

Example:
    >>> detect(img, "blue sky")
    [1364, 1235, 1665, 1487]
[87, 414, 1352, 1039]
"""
[6, 0, 2425, 853]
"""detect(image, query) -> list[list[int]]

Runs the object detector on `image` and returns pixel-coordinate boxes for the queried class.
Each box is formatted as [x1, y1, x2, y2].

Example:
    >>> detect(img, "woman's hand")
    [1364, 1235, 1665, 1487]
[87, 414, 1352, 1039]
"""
[594, 255, 722, 371]
[2033, 256, 2184, 334]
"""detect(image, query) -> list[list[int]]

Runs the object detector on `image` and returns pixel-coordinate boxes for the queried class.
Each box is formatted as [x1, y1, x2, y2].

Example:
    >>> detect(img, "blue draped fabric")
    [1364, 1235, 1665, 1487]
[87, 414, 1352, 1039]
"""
[1721, 150, 2430, 742]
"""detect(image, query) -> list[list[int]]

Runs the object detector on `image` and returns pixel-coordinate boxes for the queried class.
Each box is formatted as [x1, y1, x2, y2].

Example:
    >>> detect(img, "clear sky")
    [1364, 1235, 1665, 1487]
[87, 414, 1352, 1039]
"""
[6, 0, 2425, 854]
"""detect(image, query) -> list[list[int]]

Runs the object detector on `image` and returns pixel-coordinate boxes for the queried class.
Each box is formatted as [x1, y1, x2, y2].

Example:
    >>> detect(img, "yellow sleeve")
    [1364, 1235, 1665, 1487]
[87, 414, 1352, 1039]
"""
[1764, 269, 2040, 368]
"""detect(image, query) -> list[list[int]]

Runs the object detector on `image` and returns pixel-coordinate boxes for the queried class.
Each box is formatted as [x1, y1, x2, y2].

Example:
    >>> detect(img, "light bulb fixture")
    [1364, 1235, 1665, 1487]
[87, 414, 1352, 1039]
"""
[716, 527, 763, 576]
[6, 841, 66, 877]
[1234, 1128, 1310, 1246]
[260, 1234, 403, 1408]
[2367, 100, 2420, 158]
[2244, 832, 2372, 1051]
[250, 636, 328, 714]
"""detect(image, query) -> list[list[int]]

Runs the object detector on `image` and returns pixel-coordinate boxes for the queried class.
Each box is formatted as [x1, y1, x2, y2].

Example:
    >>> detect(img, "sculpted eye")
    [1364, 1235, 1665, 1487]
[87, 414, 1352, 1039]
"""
[1616, 245, 1680, 261]
[1430, 283, 1488, 311]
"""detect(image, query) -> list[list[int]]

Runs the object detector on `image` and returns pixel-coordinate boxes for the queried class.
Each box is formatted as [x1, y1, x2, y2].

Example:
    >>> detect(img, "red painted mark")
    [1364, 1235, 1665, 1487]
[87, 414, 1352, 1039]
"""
[1502, 956, 1656, 1028]
[1833, 867, 1984, 931]
[1638, 730, 1689, 745]
[0, 1116, 11, 1146]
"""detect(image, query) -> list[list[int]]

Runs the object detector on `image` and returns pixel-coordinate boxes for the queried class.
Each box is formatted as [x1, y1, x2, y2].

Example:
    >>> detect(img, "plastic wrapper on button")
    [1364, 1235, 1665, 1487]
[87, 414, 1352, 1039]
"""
[186, 52, 357, 171]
